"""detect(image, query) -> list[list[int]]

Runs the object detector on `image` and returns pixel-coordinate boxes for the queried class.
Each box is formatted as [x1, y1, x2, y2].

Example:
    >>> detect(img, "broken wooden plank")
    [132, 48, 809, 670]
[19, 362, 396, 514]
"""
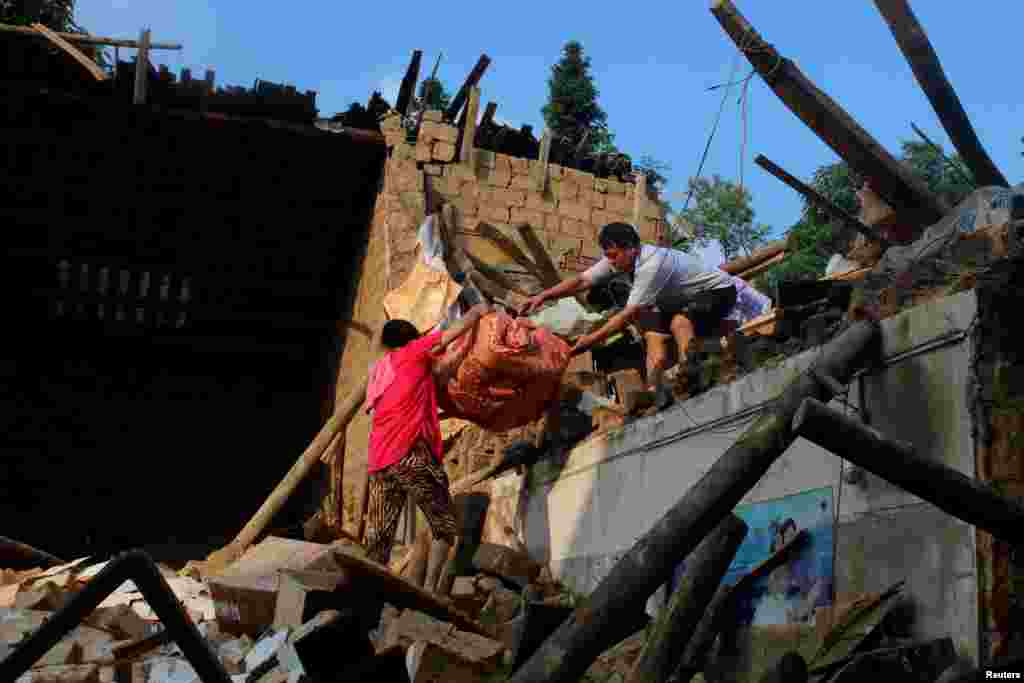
[720, 240, 787, 275]
[735, 251, 787, 280]
[31, 23, 107, 81]
[793, 397, 1024, 544]
[463, 248, 533, 296]
[132, 28, 150, 105]
[445, 54, 492, 122]
[625, 515, 748, 683]
[395, 50, 423, 116]
[873, 0, 1007, 188]
[0, 22, 181, 49]
[711, 0, 948, 225]
[0, 536, 65, 569]
[534, 129, 553, 192]
[755, 155, 891, 245]
[506, 319, 881, 683]
[330, 546, 497, 639]
[459, 86, 481, 165]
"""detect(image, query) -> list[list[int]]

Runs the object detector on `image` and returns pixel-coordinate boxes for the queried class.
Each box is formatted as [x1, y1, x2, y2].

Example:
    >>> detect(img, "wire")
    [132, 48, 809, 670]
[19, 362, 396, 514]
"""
[679, 47, 743, 214]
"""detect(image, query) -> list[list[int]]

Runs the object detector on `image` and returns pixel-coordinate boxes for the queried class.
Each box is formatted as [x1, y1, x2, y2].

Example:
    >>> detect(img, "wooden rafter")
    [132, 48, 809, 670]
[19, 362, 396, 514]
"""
[30, 22, 107, 81]
[710, 0, 949, 226]
[873, 0, 1008, 188]
[0, 22, 181, 49]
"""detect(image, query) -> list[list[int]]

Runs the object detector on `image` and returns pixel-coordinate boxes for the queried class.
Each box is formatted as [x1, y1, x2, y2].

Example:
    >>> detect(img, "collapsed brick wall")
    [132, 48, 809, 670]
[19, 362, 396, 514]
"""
[331, 109, 671, 536]
[0, 87, 384, 559]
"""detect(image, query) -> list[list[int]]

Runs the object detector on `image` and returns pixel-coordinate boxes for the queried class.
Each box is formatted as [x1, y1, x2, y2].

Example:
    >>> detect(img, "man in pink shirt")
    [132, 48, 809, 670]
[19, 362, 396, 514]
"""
[362, 303, 490, 578]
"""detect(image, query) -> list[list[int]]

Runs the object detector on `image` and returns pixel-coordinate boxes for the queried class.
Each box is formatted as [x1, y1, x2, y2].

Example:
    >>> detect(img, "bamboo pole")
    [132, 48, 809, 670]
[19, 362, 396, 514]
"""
[0, 22, 181, 49]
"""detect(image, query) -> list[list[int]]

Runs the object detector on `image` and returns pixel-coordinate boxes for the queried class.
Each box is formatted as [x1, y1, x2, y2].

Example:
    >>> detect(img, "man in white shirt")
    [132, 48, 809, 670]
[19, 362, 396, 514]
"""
[520, 222, 738, 409]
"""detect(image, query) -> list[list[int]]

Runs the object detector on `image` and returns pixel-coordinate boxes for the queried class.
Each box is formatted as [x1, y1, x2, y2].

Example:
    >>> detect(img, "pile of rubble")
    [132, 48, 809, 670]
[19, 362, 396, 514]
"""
[0, 535, 581, 682]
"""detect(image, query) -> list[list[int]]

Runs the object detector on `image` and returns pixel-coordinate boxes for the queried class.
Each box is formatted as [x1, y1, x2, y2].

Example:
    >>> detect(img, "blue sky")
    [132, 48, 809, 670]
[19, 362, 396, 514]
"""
[77, 1, 1023, 243]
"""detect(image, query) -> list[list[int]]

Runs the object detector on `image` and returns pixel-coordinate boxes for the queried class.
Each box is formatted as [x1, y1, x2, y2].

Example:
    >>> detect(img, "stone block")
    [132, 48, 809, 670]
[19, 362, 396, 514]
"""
[583, 190, 605, 209]
[491, 187, 527, 207]
[423, 110, 443, 123]
[448, 164, 476, 182]
[592, 208, 629, 229]
[432, 142, 456, 163]
[423, 164, 444, 177]
[594, 178, 609, 193]
[435, 124, 459, 144]
[450, 197, 479, 218]
[558, 199, 591, 223]
[391, 142, 415, 161]
[459, 180, 480, 199]
[494, 153, 514, 172]
[480, 203, 511, 223]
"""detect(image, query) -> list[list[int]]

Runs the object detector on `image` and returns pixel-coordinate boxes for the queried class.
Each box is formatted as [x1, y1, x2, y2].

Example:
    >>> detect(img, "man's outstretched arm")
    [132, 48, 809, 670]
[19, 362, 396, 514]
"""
[431, 303, 491, 353]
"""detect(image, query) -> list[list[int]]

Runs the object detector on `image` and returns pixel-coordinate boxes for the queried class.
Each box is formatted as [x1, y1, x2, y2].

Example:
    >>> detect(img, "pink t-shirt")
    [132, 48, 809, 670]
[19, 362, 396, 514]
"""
[367, 329, 444, 474]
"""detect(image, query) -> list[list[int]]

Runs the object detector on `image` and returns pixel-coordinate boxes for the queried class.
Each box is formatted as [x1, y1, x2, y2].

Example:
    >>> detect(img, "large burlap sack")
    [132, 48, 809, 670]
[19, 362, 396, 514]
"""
[436, 311, 571, 432]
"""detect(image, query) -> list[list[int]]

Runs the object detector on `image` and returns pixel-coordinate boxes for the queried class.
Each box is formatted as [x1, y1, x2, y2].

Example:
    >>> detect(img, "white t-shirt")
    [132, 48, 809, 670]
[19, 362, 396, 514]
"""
[582, 244, 732, 311]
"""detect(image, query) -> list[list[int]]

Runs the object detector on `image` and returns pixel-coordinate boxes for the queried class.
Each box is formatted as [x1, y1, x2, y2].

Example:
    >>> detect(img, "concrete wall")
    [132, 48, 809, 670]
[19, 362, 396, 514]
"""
[522, 291, 981, 663]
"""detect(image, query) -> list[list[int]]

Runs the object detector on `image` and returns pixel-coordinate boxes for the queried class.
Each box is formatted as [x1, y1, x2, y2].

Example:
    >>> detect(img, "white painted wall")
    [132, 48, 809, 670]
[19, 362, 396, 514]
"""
[522, 290, 980, 661]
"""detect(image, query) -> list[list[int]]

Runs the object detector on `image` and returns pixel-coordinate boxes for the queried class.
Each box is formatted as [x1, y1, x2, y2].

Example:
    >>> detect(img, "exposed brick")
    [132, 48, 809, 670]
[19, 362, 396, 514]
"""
[415, 142, 432, 162]
[582, 190, 605, 209]
[496, 187, 527, 207]
[423, 110, 443, 122]
[511, 207, 546, 228]
[432, 142, 456, 162]
[592, 208, 630, 228]
[558, 199, 591, 223]
[526, 194, 558, 214]
[553, 179, 578, 202]
[459, 180, 480, 200]
[446, 164, 476, 182]
[435, 124, 459, 144]
[494, 153, 514, 172]
[642, 198, 664, 220]
[419, 121, 440, 142]
[563, 167, 593, 184]
[556, 217, 589, 239]
[593, 178, 609, 193]
[529, 160, 563, 178]
[509, 156, 529, 174]
[450, 196, 479, 217]
[424, 164, 444, 176]
[606, 179, 627, 194]
[510, 173, 532, 191]
[474, 149, 496, 169]
[482, 167, 512, 188]
[480, 203, 510, 223]
[603, 193, 632, 214]
[391, 142, 415, 161]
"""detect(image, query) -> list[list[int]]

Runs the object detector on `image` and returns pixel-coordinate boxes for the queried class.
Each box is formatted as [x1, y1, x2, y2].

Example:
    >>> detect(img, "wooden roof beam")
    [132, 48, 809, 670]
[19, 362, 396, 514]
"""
[710, 0, 949, 226]
[873, 0, 1008, 188]
[0, 21, 181, 49]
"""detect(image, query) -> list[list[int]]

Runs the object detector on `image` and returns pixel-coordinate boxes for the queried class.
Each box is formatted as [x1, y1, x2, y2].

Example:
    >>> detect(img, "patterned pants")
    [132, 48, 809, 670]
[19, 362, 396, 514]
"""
[364, 439, 457, 565]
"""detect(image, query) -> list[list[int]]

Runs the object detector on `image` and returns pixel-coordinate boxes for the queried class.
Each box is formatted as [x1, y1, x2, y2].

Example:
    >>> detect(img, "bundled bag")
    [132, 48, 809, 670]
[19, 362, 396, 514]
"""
[436, 311, 571, 432]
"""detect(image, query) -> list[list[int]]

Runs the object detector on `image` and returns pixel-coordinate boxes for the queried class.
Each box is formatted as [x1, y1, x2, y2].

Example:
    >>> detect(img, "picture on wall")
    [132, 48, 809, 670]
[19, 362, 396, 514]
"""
[669, 486, 835, 626]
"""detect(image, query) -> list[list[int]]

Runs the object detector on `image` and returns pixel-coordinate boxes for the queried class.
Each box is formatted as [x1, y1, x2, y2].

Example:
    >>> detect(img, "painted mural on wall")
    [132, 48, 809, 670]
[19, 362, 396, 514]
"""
[670, 486, 835, 626]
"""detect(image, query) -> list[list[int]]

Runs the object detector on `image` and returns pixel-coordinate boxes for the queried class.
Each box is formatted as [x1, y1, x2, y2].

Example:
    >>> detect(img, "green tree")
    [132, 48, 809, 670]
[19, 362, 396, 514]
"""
[541, 40, 612, 157]
[672, 175, 770, 260]
[1, 0, 110, 70]
[754, 135, 977, 292]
